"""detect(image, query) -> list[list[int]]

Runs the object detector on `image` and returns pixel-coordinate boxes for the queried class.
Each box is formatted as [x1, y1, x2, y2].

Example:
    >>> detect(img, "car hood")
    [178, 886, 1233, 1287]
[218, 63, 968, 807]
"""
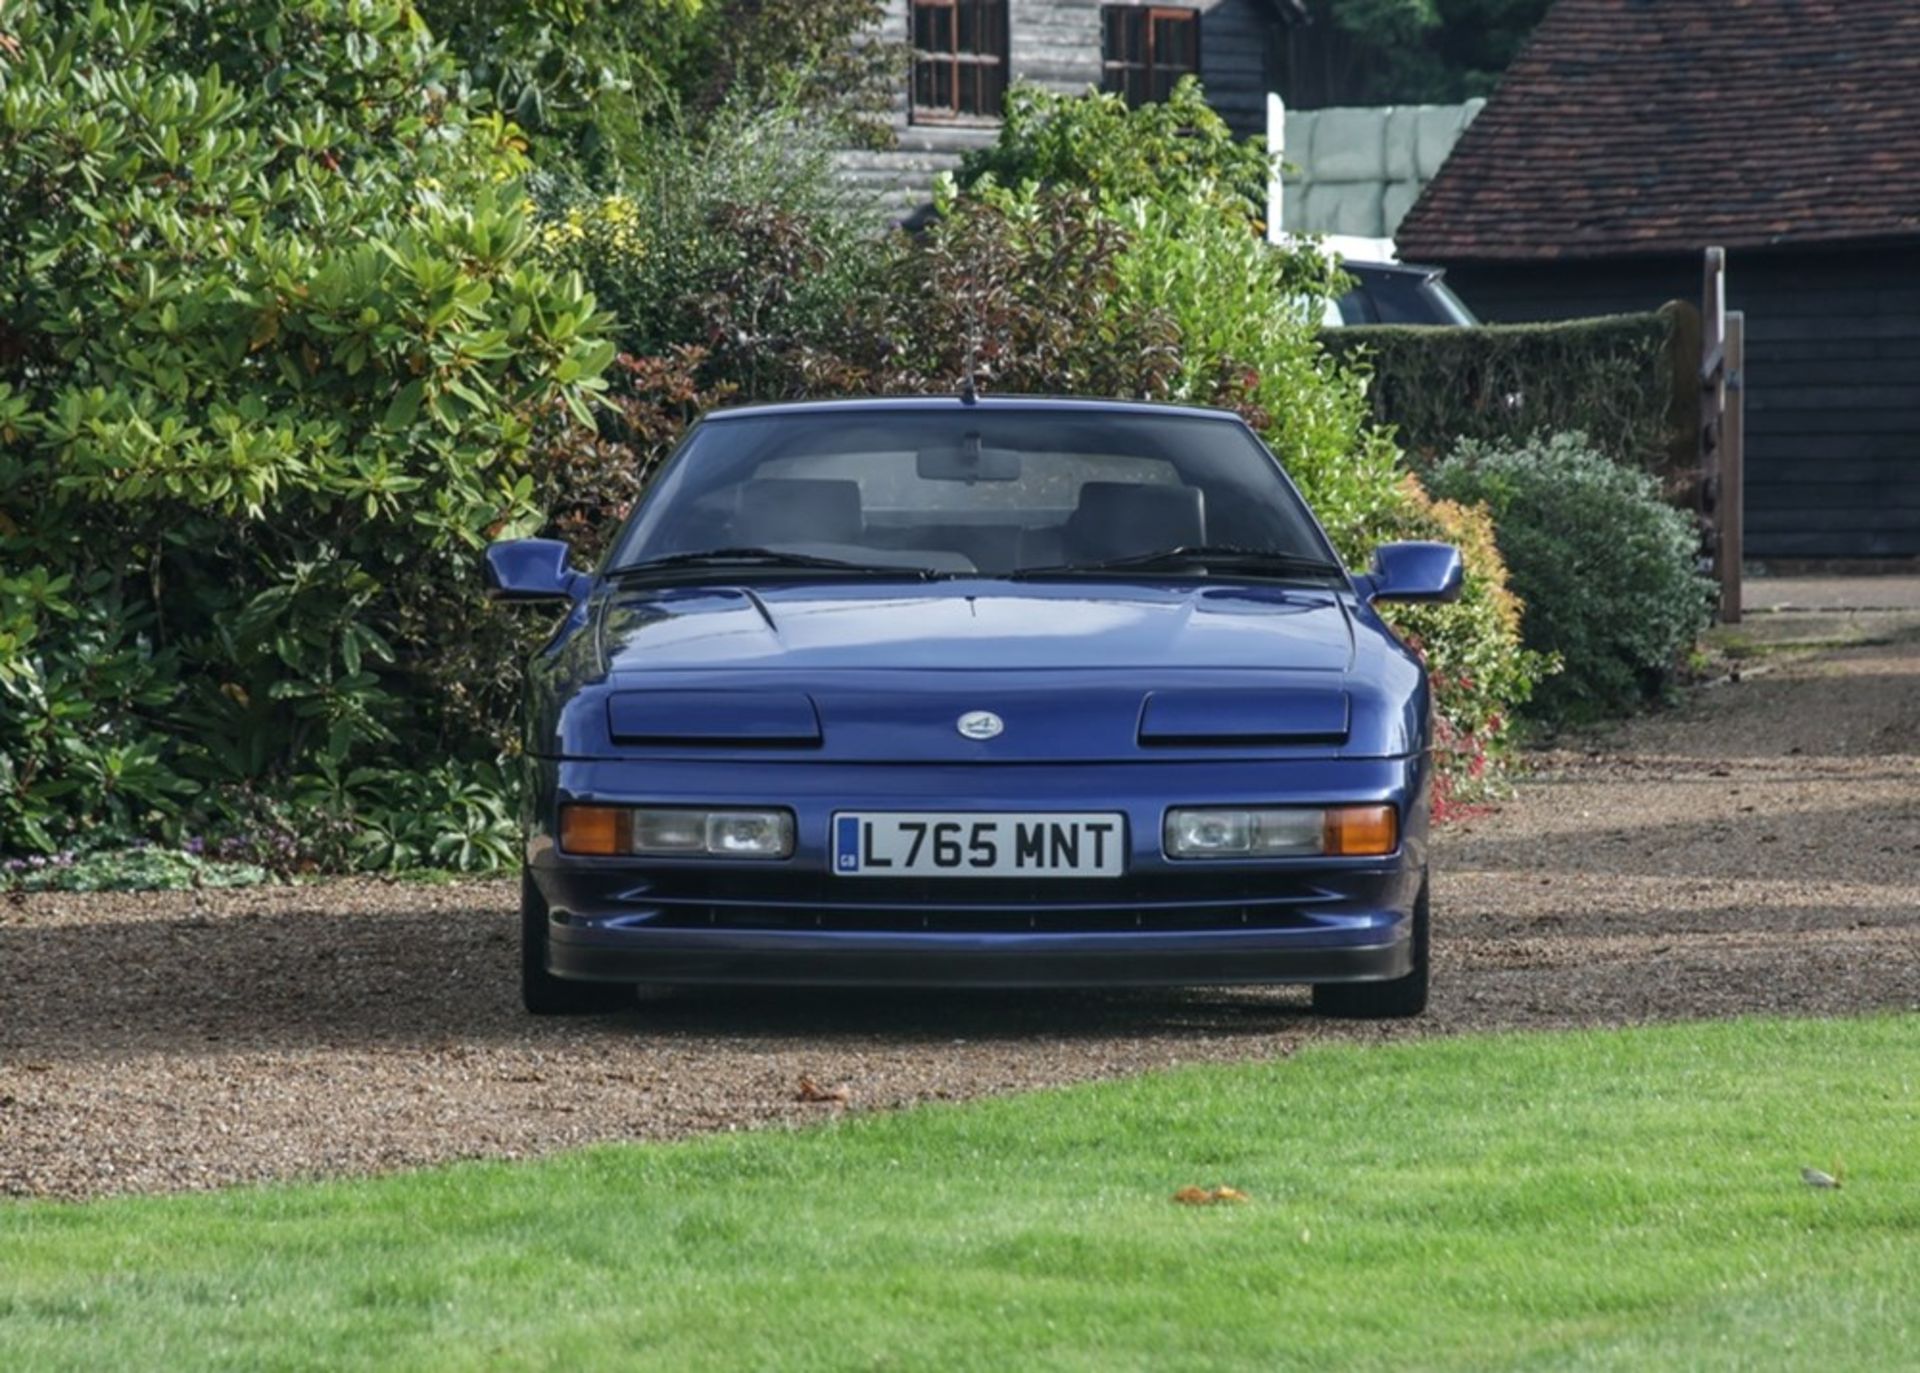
[593, 580, 1356, 674]
[531, 579, 1428, 762]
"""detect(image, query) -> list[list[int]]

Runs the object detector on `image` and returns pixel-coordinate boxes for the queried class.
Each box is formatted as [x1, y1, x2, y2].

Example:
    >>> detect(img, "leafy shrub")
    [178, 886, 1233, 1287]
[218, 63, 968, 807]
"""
[1427, 433, 1714, 724]
[532, 100, 883, 378]
[0, 1, 613, 856]
[345, 761, 520, 873]
[424, 0, 900, 182]
[3, 846, 268, 894]
[1369, 479, 1548, 811]
[877, 186, 1183, 398]
[958, 79, 1272, 219]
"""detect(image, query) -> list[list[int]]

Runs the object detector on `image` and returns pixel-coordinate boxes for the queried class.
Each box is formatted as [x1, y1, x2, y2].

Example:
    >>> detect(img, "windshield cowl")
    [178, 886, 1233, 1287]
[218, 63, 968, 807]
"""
[1010, 545, 1346, 582]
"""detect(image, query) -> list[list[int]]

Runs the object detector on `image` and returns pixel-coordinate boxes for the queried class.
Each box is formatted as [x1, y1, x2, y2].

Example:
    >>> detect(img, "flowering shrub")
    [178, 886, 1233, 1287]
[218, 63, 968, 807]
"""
[1369, 479, 1552, 809]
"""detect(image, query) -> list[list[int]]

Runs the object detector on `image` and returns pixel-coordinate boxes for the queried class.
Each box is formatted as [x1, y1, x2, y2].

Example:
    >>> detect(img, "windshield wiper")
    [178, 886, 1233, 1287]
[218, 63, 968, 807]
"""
[609, 547, 935, 580]
[1011, 545, 1346, 580]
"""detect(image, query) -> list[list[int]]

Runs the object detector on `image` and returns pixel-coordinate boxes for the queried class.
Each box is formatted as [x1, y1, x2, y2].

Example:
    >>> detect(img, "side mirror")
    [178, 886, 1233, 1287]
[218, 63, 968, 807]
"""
[1362, 541, 1463, 604]
[483, 539, 588, 604]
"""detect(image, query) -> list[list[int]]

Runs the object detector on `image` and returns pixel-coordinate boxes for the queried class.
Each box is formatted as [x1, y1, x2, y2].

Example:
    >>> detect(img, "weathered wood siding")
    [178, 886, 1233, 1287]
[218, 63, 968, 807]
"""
[1433, 249, 1920, 560]
[840, 0, 1278, 219]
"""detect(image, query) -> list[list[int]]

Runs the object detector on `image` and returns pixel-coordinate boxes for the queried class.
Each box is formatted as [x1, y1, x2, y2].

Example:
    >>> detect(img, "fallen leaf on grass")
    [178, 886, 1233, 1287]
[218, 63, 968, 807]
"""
[1173, 1185, 1250, 1206]
[1801, 1165, 1843, 1190]
[796, 1076, 850, 1105]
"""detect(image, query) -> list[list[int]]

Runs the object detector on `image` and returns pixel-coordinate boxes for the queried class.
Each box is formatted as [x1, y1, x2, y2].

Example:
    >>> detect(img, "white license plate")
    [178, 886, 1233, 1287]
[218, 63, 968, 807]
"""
[833, 812, 1126, 878]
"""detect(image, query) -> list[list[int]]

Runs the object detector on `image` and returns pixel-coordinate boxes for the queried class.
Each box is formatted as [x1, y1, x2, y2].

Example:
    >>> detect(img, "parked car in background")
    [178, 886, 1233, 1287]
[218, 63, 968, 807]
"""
[1332, 259, 1479, 327]
[486, 397, 1462, 1019]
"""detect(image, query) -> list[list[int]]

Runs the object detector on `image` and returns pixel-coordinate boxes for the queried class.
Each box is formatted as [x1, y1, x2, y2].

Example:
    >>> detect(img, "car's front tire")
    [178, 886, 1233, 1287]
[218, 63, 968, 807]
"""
[1311, 874, 1430, 1019]
[521, 870, 632, 1015]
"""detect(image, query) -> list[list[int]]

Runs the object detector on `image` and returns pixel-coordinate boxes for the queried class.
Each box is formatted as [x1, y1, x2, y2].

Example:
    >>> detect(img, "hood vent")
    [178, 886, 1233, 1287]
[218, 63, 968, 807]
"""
[607, 691, 821, 746]
[1138, 689, 1350, 746]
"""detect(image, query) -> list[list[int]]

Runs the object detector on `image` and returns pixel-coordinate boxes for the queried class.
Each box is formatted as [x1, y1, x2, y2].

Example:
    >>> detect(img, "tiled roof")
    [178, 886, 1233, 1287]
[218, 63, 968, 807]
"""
[1395, 0, 1920, 261]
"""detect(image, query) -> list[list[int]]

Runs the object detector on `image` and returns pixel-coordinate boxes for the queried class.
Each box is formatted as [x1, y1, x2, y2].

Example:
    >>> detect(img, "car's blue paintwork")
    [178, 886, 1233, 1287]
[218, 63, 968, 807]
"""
[483, 537, 587, 603]
[1361, 540, 1464, 604]
[498, 397, 1456, 988]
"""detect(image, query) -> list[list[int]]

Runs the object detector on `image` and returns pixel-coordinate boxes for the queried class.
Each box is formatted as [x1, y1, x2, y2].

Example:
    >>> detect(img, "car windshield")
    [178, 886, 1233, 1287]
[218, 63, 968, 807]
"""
[606, 407, 1340, 580]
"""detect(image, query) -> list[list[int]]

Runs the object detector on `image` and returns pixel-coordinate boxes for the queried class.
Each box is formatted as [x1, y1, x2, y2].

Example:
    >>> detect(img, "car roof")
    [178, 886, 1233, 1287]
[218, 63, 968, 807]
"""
[700, 395, 1248, 423]
[1342, 259, 1446, 281]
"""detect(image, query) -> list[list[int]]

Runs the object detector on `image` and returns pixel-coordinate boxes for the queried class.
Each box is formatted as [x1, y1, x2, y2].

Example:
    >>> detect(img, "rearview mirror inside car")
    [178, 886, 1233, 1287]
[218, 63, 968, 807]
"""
[916, 433, 1022, 482]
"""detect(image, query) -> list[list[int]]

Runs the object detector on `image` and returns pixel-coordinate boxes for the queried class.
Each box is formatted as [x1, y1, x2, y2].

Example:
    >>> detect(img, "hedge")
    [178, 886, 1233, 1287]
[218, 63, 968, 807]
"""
[1320, 303, 1700, 490]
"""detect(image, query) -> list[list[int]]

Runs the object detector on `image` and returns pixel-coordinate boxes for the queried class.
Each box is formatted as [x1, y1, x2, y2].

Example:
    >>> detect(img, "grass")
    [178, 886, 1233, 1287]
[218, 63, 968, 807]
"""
[3, 1016, 1916, 1371]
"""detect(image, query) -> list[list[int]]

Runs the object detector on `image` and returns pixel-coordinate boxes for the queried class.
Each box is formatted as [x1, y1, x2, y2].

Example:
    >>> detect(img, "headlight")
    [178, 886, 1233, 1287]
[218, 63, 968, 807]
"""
[560, 805, 795, 858]
[1163, 805, 1397, 859]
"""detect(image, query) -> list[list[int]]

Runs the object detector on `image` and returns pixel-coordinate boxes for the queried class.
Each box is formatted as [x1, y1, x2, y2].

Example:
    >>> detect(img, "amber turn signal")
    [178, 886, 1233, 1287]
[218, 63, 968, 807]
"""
[559, 804, 632, 856]
[1322, 804, 1398, 857]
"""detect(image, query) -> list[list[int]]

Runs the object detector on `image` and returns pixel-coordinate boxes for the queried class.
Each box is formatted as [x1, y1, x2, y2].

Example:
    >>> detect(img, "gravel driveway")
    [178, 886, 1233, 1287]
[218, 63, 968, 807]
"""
[6, 596, 1916, 1201]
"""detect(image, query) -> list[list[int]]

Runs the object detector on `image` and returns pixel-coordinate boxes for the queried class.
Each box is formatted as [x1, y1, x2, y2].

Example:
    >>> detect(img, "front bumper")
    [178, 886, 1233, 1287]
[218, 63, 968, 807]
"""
[546, 925, 1413, 988]
[528, 755, 1429, 988]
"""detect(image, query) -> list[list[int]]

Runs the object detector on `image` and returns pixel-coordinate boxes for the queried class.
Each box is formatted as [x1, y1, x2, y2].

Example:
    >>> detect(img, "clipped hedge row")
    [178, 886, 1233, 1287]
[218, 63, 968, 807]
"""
[1320, 304, 1699, 488]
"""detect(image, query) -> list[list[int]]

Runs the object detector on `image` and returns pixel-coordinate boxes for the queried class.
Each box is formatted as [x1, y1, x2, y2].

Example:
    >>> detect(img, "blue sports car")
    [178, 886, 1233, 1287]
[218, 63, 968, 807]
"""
[486, 397, 1461, 1018]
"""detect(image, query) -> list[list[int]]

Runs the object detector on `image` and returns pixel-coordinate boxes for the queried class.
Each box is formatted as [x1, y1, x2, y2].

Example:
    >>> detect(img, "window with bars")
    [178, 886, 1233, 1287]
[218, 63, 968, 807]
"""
[1101, 6, 1200, 106]
[910, 0, 1010, 122]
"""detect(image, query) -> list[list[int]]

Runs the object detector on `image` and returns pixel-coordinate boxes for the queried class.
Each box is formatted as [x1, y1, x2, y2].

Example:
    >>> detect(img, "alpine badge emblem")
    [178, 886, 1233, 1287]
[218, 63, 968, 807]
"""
[956, 710, 1004, 740]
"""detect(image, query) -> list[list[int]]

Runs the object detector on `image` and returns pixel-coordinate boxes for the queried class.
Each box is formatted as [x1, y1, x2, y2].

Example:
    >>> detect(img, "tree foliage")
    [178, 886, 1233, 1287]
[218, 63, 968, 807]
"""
[417, 0, 901, 184]
[1286, 0, 1552, 106]
[958, 79, 1272, 219]
[0, 0, 611, 860]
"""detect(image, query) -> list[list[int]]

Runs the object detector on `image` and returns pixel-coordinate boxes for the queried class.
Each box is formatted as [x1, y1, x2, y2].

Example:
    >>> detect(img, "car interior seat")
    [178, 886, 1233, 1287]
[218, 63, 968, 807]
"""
[734, 478, 864, 548]
[1062, 482, 1206, 565]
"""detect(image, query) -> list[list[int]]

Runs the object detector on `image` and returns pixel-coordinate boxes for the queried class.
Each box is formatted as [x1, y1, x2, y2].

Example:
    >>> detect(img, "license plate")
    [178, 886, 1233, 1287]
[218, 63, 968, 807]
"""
[833, 812, 1126, 878]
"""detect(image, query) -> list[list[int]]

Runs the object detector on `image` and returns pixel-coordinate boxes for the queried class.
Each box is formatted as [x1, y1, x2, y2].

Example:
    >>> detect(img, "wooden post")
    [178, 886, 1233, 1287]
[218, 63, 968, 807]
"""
[1699, 247, 1728, 615]
[1700, 247, 1726, 520]
[1721, 311, 1746, 623]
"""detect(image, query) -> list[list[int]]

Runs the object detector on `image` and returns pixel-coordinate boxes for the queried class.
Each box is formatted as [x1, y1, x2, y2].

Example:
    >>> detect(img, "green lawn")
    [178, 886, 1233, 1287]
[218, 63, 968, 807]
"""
[4, 1016, 1916, 1371]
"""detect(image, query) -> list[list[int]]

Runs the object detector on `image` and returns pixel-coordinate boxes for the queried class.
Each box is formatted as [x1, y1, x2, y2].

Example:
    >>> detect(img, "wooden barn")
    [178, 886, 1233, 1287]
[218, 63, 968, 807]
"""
[841, 1, 1303, 217]
[1395, 0, 1920, 562]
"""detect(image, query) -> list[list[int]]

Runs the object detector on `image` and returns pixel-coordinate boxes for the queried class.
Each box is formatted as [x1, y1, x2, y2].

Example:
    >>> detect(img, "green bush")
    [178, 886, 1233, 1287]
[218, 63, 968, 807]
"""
[422, 0, 900, 184]
[1367, 478, 1547, 812]
[1321, 307, 1698, 487]
[534, 100, 883, 372]
[0, 1, 612, 857]
[2, 844, 268, 894]
[1427, 433, 1714, 724]
[958, 79, 1272, 219]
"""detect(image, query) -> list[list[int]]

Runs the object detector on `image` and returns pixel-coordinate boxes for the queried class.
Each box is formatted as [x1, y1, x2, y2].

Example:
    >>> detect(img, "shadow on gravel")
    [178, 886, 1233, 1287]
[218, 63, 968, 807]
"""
[4, 902, 1314, 1059]
[618, 982, 1313, 1045]
[1444, 796, 1920, 885]
[1602, 640, 1920, 763]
